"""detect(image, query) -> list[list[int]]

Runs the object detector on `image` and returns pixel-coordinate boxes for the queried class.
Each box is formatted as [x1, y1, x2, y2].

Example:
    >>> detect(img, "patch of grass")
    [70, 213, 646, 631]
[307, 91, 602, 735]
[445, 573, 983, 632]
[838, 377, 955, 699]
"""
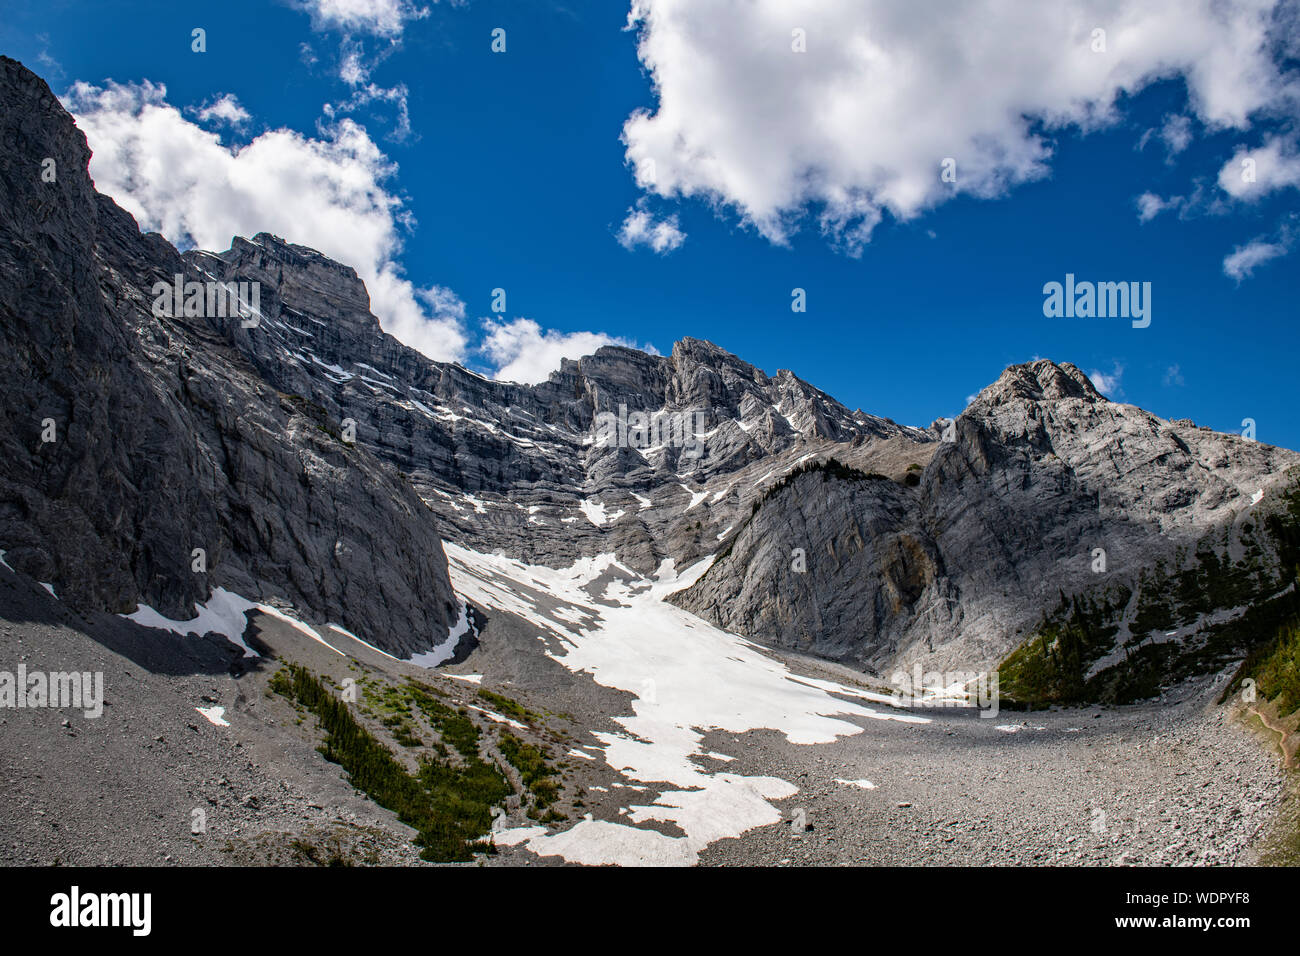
[1252, 618, 1300, 717]
[478, 689, 542, 726]
[289, 838, 352, 867]
[1223, 592, 1300, 719]
[407, 680, 481, 759]
[271, 663, 511, 862]
[498, 730, 561, 810]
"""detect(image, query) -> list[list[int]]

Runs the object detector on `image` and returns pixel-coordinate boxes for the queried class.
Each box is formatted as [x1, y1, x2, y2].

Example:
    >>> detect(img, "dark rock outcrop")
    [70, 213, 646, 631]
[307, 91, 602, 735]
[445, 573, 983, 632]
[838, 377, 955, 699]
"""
[0, 56, 457, 657]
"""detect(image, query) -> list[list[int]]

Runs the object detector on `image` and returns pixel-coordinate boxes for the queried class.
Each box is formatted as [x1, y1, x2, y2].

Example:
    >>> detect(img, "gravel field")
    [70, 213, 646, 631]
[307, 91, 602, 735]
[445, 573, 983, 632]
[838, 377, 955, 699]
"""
[2, 568, 1294, 868]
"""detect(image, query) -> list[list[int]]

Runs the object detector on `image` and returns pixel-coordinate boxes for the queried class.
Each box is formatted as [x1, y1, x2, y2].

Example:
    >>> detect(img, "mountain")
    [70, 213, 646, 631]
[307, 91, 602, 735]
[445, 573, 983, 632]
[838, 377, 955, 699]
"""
[0, 56, 458, 660]
[2, 51, 1297, 693]
[676, 359, 1299, 688]
[3, 55, 1298, 868]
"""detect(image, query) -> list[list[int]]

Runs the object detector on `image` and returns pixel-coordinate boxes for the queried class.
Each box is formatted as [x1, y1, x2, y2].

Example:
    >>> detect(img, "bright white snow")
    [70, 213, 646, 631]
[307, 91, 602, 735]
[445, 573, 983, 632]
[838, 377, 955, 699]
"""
[579, 499, 624, 527]
[122, 588, 263, 658]
[443, 542, 927, 866]
[122, 589, 346, 659]
[405, 600, 473, 668]
[196, 706, 230, 727]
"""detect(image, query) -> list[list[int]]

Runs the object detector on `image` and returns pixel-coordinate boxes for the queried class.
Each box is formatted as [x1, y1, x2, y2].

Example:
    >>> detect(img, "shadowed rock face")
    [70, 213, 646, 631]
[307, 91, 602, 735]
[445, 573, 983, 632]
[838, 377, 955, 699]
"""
[2, 54, 1295, 677]
[0, 56, 458, 657]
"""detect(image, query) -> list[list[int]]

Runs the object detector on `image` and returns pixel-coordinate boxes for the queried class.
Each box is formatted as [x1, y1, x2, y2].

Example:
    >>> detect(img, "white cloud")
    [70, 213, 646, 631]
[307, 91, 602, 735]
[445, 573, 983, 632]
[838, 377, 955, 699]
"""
[1163, 364, 1185, 386]
[1139, 113, 1194, 156]
[65, 80, 466, 361]
[192, 94, 251, 129]
[323, 80, 413, 142]
[1222, 235, 1289, 279]
[1135, 191, 1177, 222]
[618, 203, 685, 253]
[339, 48, 370, 86]
[297, 0, 431, 37]
[481, 318, 657, 384]
[418, 285, 466, 321]
[622, 0, 1295, 254]
[1217, 135, 1300, 200]
[1087, 364, 1124, 397]
[323, 37, 413, 141]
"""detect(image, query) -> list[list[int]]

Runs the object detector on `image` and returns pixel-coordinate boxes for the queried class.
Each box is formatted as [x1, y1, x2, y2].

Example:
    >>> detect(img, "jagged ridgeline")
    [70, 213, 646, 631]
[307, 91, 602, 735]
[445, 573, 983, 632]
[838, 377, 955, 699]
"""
[2, 53, 1298, 704]
[1000, 470, 1300, 709]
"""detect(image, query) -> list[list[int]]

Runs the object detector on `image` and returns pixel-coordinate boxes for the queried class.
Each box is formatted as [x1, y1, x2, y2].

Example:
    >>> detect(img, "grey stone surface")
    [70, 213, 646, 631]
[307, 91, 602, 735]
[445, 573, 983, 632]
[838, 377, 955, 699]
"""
[0, 56, 457, 658]
[674, 360, 1298, 673]
[2, 53, 1295, 678]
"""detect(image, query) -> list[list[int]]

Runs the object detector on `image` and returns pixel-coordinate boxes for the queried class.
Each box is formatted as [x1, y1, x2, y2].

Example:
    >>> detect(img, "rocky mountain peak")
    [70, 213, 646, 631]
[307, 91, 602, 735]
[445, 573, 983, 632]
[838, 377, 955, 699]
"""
[973, 358, 1105, 407]
[188, 231, 379, 339]
[0, 57, 460, 658]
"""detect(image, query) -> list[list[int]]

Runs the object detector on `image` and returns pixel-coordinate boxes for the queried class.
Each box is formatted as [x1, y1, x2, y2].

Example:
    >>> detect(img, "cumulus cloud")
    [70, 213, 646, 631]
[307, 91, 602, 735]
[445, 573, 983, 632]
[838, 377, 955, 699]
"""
[339, 47, 370, 85]
[1139, 113, 1194, 156]
[297, 0, 431, 37]
[481, 318, 657, 384]
[1218, 135, 1300, 200]
[618, 202, 685, 253]
[323, 79, 414, 142]
[622, 0, 1295, 254]
[192, 94, 251, 129]
[65, 80, 467, 361]
[1163, 364, 1186, 387]
[1135, 191, 1179, 222]
[1159, 114, 1195, 154]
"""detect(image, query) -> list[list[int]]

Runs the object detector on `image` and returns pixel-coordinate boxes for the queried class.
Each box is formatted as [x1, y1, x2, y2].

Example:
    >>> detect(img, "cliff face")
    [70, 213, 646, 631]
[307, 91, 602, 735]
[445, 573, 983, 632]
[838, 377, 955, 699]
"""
[0, 56, 458, 658]
[3, 54, 1296, 684]
[673, 359, 1298, 674]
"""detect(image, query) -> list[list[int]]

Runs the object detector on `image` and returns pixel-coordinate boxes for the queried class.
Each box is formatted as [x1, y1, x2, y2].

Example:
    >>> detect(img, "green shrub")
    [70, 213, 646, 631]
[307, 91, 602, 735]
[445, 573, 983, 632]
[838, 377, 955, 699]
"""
[271, 664, 511, 862]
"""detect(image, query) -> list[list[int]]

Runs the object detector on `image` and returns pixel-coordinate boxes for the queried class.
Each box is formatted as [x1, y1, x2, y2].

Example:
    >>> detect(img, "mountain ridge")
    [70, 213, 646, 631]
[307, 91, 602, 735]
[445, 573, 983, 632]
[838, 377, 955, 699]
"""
[2, 53, 1296, 693]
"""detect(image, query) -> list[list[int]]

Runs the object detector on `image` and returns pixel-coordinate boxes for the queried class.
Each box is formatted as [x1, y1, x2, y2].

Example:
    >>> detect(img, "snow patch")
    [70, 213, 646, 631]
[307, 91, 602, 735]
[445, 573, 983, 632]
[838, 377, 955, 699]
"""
[196, 706, 230, 727]
[467, 704, 527, 730]
[405, 601, 473, 668]
[579, 499, 624, 527]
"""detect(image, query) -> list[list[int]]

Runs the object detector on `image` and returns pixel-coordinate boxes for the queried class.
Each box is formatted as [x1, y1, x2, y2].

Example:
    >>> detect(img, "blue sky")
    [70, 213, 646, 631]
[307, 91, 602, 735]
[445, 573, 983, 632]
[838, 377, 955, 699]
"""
[4, 0, 1298, 448]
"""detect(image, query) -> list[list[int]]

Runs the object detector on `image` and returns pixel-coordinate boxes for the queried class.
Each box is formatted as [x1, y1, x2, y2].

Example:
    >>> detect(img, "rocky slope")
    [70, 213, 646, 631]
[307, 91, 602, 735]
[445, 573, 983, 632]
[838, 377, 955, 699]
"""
[2, 52, 1296, 693]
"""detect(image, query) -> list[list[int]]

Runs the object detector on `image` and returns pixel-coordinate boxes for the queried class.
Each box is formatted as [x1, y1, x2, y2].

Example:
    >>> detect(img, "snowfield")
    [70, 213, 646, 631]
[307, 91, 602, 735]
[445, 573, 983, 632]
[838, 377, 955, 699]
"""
[445, 542, 926, 865]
